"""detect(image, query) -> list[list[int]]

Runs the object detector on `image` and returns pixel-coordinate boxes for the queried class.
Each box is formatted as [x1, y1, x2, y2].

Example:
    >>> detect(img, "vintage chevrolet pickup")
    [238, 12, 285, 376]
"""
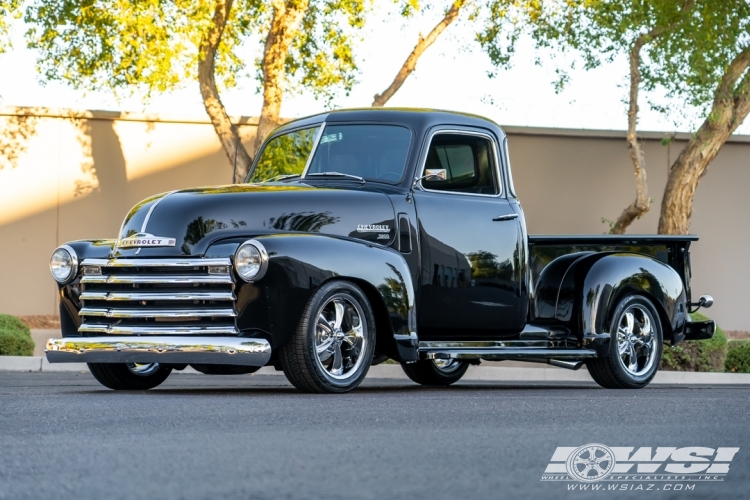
[45, 109, 715, 392]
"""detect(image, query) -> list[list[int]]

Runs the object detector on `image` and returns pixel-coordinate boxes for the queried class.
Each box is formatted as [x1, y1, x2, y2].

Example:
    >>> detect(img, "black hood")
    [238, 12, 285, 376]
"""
[114, 184, 397, 257]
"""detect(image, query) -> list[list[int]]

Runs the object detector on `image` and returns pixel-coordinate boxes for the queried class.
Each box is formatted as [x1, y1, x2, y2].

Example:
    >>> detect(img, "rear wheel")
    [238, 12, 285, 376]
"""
[401, 358, 469, 386]
[280, 281, 376, 393]
[88, 362, 172, 390]
[587, 295, 663, 389]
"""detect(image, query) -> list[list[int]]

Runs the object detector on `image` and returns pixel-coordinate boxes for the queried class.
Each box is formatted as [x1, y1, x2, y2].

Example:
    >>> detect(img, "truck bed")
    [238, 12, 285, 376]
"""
[528, 234, 699, 299]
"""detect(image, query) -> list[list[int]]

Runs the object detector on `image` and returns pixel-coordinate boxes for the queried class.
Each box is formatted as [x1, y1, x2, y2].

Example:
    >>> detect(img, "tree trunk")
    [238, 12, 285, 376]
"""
[610, 33, 653, 234]
[198, 0, 253, 183]
[610, 0, 694, 234]
[372, 0, 465, 107]
[252, 0, 309, 158]
[658, 48, 750, 234]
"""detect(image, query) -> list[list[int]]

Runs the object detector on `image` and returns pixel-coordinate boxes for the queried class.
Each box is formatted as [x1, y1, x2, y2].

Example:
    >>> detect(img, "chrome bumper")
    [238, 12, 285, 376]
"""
[45, 336, 271, 366]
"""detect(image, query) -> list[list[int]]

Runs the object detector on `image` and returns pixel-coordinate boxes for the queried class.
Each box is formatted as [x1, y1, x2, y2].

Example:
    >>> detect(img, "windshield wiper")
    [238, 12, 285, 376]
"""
[306, 172, 365, 184]
[260, 174, 301, 183]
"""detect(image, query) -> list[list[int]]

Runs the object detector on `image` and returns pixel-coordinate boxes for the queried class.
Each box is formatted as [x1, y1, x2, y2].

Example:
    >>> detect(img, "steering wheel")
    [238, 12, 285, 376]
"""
[376, 171, 402, 181]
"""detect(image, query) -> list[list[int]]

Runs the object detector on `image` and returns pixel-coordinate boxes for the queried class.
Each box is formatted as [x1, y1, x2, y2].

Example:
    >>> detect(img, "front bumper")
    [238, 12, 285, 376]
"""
[45, 336, 271, 366]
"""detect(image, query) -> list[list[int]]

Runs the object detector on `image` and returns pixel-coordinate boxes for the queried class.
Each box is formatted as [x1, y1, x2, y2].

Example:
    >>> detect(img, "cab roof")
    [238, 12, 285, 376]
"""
[272, 108, 507, 140]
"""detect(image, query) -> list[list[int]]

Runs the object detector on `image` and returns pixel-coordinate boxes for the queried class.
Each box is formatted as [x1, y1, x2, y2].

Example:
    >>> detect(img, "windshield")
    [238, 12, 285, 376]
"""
[248, 126, 320, 182]
[305, 125, 412, 184]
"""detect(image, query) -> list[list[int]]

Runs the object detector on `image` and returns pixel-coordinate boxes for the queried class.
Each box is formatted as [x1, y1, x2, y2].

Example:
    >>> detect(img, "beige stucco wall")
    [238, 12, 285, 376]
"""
[1, 108, 748, 330]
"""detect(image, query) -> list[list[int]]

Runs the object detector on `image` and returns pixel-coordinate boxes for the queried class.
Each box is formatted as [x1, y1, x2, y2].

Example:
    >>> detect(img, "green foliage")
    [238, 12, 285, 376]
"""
[480, 1, 750, 118]
[725, 340, 750, 374]
[475, 0, 526, 76]
[288, 0, 367, 101]
[0, 314, 34, 356]
[0, 329, 35, 356]
[0, 314, 31, 336]
[0, 0, 19, 54]
[600, 217, 616, 234]
[659, 312, 727, 372]
[24, 0, 368, 101]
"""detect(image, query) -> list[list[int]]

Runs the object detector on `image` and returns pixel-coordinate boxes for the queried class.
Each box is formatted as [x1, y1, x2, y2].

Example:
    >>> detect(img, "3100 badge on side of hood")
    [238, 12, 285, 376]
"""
[118, 233, 176, 248]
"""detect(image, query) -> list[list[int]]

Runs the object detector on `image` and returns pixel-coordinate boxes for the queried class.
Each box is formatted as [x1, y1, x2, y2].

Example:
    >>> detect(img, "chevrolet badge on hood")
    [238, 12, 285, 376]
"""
[356, 224, 390, 233]
[118, 233, 176, 248]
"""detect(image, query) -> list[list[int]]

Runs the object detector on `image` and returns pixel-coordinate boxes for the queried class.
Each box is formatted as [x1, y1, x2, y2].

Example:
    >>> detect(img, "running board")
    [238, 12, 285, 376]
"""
[418, 341, 597, 369]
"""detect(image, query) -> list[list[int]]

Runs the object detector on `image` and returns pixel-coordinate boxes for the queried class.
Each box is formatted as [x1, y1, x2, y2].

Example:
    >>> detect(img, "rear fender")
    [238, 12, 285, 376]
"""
[578, 253, 688, 353]
[226, 234, 418, 362]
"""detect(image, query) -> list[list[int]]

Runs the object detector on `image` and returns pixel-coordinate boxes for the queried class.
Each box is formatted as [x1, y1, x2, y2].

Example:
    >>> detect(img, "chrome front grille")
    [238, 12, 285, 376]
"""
[78, 258, 237, 335]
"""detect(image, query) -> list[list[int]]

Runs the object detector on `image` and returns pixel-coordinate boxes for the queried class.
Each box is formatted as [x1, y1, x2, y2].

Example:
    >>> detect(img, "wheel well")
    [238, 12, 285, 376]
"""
[608, 289, 673, 342]
[334, 277, 399, 360]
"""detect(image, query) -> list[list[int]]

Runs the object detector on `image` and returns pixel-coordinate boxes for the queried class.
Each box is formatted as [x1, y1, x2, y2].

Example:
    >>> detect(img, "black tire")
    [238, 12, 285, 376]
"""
[88, 363, 172, 390]
[587, 295, 663, 389]
[190, 364, 261, 375]
[279, 281, 376, 393]
[401, 359, 469, 386]
[371, 353, 390, 366]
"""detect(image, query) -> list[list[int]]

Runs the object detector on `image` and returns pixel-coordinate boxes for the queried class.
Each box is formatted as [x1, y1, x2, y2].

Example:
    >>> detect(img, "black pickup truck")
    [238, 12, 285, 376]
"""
[46, 109, 715, 392]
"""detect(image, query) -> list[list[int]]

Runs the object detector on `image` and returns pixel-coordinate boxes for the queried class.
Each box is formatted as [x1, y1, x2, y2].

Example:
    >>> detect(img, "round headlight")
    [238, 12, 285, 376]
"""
[234, 240, 268, 282]
[50, 245, 78, 284]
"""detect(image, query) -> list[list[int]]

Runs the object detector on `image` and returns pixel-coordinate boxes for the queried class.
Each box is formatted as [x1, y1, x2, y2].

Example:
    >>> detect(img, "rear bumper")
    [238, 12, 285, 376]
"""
[45, 336, 271, 366]
[683, 320, 716, 341]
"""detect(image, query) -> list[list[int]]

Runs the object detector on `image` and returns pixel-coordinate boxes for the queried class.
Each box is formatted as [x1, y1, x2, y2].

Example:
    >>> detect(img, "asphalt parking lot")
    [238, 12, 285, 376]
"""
[1, 372, 749, 500]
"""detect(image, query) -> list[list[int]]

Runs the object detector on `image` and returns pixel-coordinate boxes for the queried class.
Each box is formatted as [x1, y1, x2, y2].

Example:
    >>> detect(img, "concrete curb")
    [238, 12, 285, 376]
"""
[3, 357, 750, 384]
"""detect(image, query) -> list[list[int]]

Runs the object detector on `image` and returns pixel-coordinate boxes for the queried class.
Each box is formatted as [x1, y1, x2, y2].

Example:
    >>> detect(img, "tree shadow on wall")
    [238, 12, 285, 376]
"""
[61, 118, 131, 236]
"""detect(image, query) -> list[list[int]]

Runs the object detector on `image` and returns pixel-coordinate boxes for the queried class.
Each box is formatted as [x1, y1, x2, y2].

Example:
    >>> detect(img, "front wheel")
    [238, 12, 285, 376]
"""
[587, 295, 663, 389]
[280, 281, 376, 393]
[88, 362, 172, 390]
[401, 358, 469, 386]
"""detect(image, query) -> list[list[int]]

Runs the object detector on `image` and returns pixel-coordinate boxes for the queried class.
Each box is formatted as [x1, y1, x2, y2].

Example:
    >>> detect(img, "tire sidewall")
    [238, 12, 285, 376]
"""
[428, 359, 469, 383]
[607, 295, 663, 387]
[88, 362, 172, 390]
[304, 281, 376, 391]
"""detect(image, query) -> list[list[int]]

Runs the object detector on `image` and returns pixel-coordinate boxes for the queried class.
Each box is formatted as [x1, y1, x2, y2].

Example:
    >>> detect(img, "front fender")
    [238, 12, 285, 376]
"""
[579, 253, 688, 352]
[212, 234, 418, 362]
[54, 240, 117, 336]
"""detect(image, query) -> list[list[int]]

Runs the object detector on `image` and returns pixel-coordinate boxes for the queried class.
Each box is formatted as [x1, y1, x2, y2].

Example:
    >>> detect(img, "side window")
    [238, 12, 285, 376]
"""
[249, 126, 320, 182]
[422, 133, 499, 195]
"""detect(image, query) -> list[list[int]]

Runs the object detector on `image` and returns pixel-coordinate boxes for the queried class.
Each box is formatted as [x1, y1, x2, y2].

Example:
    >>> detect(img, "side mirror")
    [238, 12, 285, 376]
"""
[689, 294, 714, 313]
[412, 169, 447, 189]
[425, 168, 447, 181]
[699, 295, 714, 308]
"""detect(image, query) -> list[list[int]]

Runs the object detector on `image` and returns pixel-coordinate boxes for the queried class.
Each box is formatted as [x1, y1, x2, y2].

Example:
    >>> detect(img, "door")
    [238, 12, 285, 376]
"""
[413, 129, 525, 339]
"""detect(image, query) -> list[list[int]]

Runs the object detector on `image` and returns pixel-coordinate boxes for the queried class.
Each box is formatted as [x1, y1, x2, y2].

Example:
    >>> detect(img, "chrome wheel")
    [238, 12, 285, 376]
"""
[433, 358, 463, 373]
[314, 294, 367, 381]
[615, 305, 657, 377]
[126, 363, 161, 376]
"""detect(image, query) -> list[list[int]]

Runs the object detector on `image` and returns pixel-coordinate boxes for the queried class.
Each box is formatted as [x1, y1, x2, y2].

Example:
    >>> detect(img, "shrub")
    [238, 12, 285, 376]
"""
[725, 341, 750, 374]
[0, 314, 31, 336]
[659, 312, 727, 372]
[0, 314, 35, 356]
[0, 329, 35, 356]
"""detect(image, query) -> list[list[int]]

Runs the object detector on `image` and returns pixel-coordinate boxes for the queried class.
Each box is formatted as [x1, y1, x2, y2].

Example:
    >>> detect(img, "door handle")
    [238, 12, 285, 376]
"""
[492, 214, 519, 222]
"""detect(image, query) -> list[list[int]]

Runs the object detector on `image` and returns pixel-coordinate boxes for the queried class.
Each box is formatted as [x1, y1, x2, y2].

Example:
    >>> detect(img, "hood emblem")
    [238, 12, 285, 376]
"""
[357, 224, 390, 233]
[118, 233, 176, 248]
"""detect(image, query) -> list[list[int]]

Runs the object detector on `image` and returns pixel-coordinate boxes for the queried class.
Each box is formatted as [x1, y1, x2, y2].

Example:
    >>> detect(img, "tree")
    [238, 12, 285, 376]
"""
[0, 1, 19, 54]
[655, 1, 750, 234]
[481, 0, 750, 235]
[25, 0, 366, 182]
[481, 0, 696, 234]
[372, 0, 466, 107]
